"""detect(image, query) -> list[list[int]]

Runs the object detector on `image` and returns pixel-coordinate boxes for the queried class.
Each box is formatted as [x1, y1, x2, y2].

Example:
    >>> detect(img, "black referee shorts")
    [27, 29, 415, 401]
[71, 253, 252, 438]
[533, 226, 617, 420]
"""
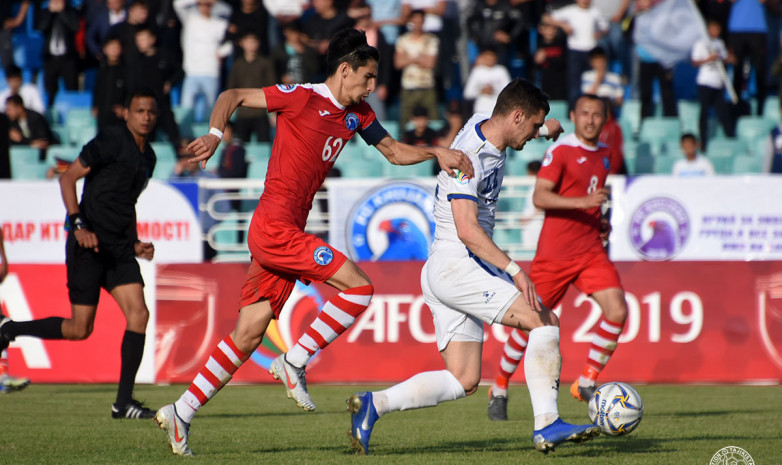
[66, 233, 145, 306]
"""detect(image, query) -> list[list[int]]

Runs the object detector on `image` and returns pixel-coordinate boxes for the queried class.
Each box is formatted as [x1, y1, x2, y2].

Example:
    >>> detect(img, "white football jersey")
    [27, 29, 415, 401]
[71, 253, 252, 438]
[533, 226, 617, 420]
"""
[432, 113, 506, 248]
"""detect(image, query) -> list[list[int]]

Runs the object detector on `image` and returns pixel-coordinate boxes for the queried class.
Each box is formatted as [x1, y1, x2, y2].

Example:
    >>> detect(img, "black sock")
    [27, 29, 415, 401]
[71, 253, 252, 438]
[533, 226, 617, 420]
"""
[4, 317, 65, 339]
[116, 330, 145, 406]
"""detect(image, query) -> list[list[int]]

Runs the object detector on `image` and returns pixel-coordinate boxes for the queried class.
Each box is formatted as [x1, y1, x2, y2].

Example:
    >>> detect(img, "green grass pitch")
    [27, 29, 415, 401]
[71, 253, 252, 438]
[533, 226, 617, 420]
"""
[1, 383, 780, 464]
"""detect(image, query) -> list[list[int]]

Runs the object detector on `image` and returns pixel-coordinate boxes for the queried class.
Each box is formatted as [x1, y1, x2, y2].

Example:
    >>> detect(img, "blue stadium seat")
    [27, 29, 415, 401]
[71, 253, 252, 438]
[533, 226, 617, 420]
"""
[72, 124, 97, 146]
[190, 123, 209, 139]
[150, 142, 177, 162]
[619, 99, 641, 137]
[9, 146, 40, 168]
[380, 120, 400, 139]
[710, 156, 734, 174]
[677, 100, 700, 135]
[732, 156, 764, 174]
[45, 145, 81, 166]
[653, 155, 676, 175]
[383, 160, 434, 178]
[335, 157, 384, 178]
[54, 92, 92, 125]
[634, 155, 654, 174]
[493, 228, 522, 248]
[244, 142, 272, 163]
[762, 96, 780, 119]
[736, 117, 775, 144]
[153, 159, 176, 179]
[50, 125, 70, 146]
[247, 159, 269, 180]
[706, 138, 747, 159]
[639, 117, 682, 145]
[11, 162, 48, 180]
[547, 100, 569, 121]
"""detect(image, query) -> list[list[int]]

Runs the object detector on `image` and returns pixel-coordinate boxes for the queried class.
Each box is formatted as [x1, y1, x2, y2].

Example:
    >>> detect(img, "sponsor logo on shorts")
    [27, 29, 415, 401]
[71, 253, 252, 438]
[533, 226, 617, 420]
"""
[709, 446, 754, 465]
[542, 152, 553, 167]
[313, 246, 334, 266]
[345, 113, 359, 131]
[629, 196, 689, 261]
[482, 291, 496, 304]
[346, 182, 435, 261]
[276, 84, 297, 93]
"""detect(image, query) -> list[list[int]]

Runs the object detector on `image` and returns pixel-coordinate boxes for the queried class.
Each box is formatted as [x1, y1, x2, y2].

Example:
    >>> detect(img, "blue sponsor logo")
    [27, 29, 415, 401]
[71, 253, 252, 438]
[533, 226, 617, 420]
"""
[347, 182, 435, 261]
[313, 246, 334, 265]
[345, 113, 359, 131]
[277, 84, 297, 93]
[603, 157, 610, 171]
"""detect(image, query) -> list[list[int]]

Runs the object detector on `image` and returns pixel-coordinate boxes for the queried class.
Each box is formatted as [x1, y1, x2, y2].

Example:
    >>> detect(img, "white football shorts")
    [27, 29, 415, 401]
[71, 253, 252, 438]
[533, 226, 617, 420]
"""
[421, 243, 521, 351]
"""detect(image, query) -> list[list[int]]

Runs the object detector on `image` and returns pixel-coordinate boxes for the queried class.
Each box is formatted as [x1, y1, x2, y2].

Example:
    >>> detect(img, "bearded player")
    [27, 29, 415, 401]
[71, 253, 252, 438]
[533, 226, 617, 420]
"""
[488, 94, 628, 421]
[154, 28, 473, 456]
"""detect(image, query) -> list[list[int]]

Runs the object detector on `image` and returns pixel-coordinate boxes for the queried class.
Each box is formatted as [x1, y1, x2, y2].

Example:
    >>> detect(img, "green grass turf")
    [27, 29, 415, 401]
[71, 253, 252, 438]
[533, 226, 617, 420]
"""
[1, 384, 780, 464]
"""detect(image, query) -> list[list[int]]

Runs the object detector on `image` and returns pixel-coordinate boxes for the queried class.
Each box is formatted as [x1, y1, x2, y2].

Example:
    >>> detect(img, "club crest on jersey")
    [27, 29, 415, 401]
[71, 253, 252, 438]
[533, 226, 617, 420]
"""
[345, 113, 359, 131]
[603, 157, 610, 171]
[456, 171, 469, 185]
[313, 246, 334, 265]
[542, 152, 553, 167]
[276, 84, 297, 93]
[347, 182, 435, 261]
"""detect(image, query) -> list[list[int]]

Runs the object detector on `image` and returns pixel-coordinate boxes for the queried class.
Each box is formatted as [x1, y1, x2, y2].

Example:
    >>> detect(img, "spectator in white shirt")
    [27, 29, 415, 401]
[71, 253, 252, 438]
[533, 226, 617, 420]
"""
[580, 46, 623, 108]
[463, 48, 511, 115]
[550, 0, 609, 107]
[174, 0, 232, 122]
[691, 19, 735, 151]
[672, 133, 715, 177]
[0, 65, 45, 115]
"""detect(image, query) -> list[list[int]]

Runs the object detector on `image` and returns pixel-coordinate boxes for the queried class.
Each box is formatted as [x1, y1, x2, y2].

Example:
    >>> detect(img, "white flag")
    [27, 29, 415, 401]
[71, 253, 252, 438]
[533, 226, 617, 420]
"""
[632, 0, 705, 69]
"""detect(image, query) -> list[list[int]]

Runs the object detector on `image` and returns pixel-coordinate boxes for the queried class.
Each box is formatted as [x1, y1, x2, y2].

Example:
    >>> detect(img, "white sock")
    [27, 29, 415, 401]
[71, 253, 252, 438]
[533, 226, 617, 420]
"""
[490, 384, 508, 397]
[372, 370, 465, 417]
[524, 326, 561, 430]
[175, 397, 198, 424]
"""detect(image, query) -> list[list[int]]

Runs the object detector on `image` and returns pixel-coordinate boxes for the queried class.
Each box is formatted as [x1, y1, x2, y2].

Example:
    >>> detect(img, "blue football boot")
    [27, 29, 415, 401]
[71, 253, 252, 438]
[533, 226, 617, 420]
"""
[347, 391, 379, 455]
[532, 418, 601, 454]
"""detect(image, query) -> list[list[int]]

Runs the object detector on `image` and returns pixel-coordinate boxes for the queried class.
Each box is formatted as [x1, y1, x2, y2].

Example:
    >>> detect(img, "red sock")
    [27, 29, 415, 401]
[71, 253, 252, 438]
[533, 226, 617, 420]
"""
[495, 329, 528, 389]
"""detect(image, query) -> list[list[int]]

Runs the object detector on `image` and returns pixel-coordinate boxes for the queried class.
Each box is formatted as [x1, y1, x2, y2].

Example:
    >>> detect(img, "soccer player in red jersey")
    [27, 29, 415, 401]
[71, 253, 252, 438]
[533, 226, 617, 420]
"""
[154, 28, 473, 456]
[487, 94, 628, 421]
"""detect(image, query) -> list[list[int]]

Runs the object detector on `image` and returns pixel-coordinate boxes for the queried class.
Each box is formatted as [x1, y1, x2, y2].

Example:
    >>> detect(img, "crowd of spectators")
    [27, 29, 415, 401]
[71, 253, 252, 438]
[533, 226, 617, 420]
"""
[0, 0, 780, 177]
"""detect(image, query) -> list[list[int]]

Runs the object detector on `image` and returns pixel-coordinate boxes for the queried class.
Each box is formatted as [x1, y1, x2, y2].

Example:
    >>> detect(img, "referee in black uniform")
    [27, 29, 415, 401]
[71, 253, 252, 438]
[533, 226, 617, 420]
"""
[0, 88, 159, 419]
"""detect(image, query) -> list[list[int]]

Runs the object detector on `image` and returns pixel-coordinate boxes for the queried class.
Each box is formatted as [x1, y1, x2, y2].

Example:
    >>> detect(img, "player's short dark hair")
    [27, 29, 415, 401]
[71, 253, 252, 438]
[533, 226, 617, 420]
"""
[574, 93, 606, 118]
[5, 94, 23, 107]
[5, 65, 22, 79]
[125, 87, 157, 108]
[681, 132, 697, 144]
[326, 28, 380, 77]
[492, 78, 550, 118]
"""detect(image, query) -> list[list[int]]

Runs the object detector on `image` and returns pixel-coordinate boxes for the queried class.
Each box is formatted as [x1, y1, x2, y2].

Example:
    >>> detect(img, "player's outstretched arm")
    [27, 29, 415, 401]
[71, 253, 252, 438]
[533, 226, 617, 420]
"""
[373, 135, 474, 178]
[188, 88, 268, 169]
[532, 177, 608, 211]
[451, 198, 540, 311]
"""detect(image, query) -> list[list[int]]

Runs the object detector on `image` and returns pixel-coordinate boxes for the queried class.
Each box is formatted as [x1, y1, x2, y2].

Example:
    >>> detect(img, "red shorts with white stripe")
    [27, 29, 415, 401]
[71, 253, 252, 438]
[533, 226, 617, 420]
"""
[239, 214, 347, 317]
[530, 249, 622, 308]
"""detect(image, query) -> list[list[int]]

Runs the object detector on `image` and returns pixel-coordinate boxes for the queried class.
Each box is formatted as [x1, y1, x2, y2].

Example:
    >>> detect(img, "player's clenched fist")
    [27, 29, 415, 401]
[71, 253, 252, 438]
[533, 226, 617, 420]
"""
[580, 187, 609, 209]
[187, 133, 221, 169]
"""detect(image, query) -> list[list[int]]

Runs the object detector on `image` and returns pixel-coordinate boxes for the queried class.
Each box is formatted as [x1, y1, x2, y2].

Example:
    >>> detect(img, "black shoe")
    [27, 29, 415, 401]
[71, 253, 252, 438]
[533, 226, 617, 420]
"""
[112, 399, 157, 419]
[488, 388, 508, 421]
[0, 316, 14, 352]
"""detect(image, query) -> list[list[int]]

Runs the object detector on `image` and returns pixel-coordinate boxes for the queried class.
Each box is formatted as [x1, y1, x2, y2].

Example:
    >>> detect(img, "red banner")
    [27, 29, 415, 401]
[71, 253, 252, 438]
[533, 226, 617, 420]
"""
[3, 262, 780, 384]
[0, 266, 129, 382]
[155, 261, 782, 385]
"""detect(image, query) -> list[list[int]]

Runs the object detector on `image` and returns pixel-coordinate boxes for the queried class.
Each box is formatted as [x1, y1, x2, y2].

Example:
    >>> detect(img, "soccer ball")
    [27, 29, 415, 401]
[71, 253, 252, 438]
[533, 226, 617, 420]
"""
[588, 382, 644, 436]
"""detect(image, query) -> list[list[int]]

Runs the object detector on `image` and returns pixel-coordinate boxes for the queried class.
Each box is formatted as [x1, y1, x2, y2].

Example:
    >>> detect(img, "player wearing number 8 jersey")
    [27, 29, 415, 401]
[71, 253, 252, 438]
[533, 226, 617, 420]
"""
[154, 28, 474, 456]
[488, 94, 628, 421]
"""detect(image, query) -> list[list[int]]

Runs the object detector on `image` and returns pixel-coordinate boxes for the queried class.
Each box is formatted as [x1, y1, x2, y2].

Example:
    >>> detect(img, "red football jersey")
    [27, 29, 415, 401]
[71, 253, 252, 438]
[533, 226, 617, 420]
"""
[259, 83, 377, 227]
[535, 133, 611, 260]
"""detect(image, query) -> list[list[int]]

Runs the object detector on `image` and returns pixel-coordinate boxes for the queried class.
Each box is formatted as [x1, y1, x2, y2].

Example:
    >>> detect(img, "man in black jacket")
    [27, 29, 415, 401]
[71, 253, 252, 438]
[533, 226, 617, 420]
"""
[0, 88, 159, 420]
[36, 0, 80, 109]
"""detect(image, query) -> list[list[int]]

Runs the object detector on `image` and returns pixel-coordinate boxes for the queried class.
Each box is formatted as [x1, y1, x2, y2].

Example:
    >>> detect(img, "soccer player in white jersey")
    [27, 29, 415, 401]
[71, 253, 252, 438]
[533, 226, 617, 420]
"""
[347, 79, 601, 455]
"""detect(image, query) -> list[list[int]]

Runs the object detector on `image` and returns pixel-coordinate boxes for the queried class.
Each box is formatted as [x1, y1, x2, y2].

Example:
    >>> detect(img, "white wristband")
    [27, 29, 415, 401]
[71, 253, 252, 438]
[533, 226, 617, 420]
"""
[504, 261, 522, 277]
[538, 124, 549, 138]
[209, 127, 223, 140]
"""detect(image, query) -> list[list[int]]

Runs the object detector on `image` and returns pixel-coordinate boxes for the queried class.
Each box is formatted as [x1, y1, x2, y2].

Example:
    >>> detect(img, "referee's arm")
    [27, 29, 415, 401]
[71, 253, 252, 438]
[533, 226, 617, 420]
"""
[60, 157, 99, 252]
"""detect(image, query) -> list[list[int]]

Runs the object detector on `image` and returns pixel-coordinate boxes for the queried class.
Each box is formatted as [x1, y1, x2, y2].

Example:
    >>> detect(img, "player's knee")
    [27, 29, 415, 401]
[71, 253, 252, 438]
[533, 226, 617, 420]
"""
[68, 323, 93, 340]
[461, 376, 480, 396]
[125, 306, 150, 331]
